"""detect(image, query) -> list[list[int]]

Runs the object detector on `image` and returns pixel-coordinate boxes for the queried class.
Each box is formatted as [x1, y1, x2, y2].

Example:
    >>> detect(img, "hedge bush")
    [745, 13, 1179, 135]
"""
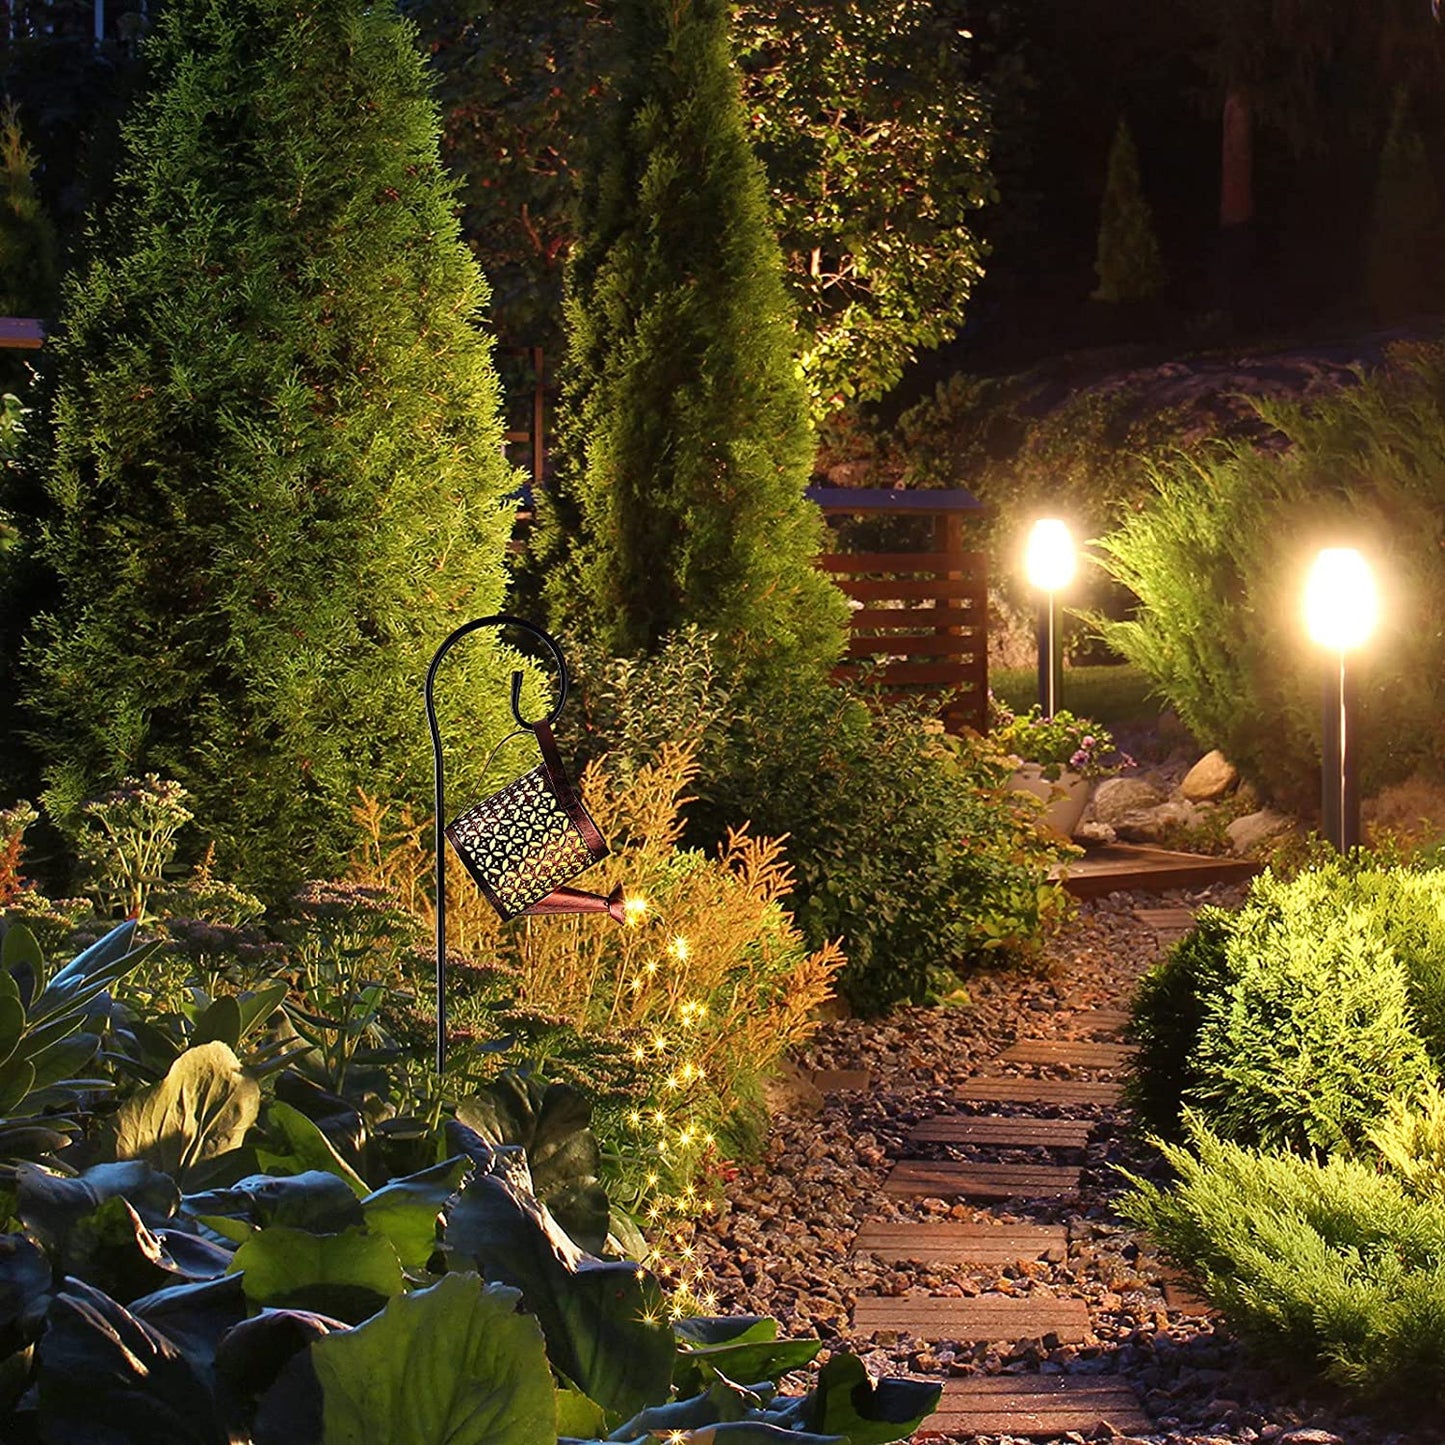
[1127, 861, 1445, 1153]
[1093, 345, 1445, 813]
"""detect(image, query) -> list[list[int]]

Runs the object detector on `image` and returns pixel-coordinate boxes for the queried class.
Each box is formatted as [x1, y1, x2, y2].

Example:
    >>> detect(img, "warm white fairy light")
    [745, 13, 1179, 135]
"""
[623, 895, 649, 924]
[670, 936, 690, 961]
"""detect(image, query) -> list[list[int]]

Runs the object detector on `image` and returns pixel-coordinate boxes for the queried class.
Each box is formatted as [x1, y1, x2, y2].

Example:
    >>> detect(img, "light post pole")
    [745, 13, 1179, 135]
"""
[1303, 547, 1378, 853]
[1025, 519, 1076, 718]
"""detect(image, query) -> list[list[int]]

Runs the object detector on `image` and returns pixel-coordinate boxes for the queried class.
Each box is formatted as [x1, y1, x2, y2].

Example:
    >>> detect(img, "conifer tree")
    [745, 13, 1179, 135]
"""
[27, 0, 520, 897]
[539, 0, 847, 690]
[1092, 118, 1166, 304]
[1366, 88, 1441, 320]
[0, 104, 59, 320]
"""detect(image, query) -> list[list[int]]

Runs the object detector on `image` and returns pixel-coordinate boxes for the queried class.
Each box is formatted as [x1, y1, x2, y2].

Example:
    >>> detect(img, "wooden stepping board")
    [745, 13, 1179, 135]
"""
[955, 1076, 1124, 1107]
[923, 1374, 1151, 1438]
[884, 1161, 1081, 1201]
[1053, 843, 1258, 898]
[909, 1115, 1094, 1150]
[1061, 1006, 1130, 1037]
[997, 1039, 1134, 1070]
[809, 1068, 872, 1092]
[854, 1220, 1067, 1266]
[1134, 905, 1198, 943]
[852, 1293, 1090, 1343]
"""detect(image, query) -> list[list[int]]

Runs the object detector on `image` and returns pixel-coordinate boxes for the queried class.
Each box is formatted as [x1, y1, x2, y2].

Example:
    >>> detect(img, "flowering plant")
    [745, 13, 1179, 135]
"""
[988, 698, 1135, 781]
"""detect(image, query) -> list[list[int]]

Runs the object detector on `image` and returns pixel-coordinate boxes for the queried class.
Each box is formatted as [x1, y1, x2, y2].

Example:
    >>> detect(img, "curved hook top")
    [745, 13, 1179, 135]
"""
[424, 613, 569, 735]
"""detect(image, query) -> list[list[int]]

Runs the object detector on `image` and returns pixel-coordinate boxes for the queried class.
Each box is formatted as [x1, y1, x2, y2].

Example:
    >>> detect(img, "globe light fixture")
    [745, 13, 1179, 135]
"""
[1025, 519, 1076, 717]
[1303, 547, 1379, 852]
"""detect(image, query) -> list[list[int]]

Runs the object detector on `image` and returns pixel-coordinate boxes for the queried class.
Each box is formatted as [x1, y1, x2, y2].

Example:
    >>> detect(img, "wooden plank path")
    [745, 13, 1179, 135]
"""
[884, 1160, 1082, 1201]
[923, 1375, 1151, 1438]
[1053, 842, 1257, 898]
[997, 1039, 1134, 1070]
[852, 1293, 1091, 1342]
[954, 1076, 1124, 1107]
[909, 1115, 1093, 1149]
[853, 1221, 1067, 1266]
[1060, 1006, 1131, 1037]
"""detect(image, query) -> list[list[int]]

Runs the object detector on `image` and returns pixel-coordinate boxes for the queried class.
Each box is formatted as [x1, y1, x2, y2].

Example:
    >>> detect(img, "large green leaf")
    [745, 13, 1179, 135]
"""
[17, 1160, 180, 1250]
[114, 1042, 260, 1180]
[310, 1273, 554, 1445]
[129, 1274, 248, 1372]
[259, 1100, 369, 1198]
[229, 1225, 404, 1324]
[62, 1194, 186, 1303]
[805, 1352, 942, 1444]
[444, 1171, 673, 1418]
[187, 1171, 365, 1235]
[359, 1157, 469, 1270]
[672, 1314, 821, 1397]
[457, 1076, 608, 1251]
[37, 1278, 229, 1445]
[0, 1232, 50, 1357]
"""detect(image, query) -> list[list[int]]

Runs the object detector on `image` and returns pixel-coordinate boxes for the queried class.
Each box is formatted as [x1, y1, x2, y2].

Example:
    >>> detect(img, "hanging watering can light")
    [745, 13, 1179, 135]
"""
[425, 615, 628, 1072]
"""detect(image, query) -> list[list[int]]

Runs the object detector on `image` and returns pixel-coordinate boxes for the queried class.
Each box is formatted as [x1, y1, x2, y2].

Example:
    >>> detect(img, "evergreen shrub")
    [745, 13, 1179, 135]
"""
[538, 0, 847, 700]
[1127, 862, 1445, 1154]
[1123, 1120, 1445, 1408]
[1093, 346, 1445, 812]
[1091, 117, 1165, 304]
[556, 628, 1065, 1016]
[24, 0, 522, 899]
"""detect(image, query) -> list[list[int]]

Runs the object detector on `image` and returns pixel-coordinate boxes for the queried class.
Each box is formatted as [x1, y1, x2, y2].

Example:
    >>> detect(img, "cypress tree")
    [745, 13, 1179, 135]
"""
[26, 0, 520, 898]
[539, 0, 846, 689]
[1092, 118, 1166, 304]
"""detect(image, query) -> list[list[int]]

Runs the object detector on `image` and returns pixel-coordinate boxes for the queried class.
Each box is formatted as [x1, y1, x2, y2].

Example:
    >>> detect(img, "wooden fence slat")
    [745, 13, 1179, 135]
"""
[835, 661, 985, 687]
[845, 634, 985, 658]
[837, 577, 987, 602]
[846, 609, 982, 632]
[819, 551, 960, 573]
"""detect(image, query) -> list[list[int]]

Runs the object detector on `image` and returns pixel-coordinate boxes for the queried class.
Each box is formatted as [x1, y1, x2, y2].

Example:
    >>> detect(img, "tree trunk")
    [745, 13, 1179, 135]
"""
[1216, 84, 1256, 324]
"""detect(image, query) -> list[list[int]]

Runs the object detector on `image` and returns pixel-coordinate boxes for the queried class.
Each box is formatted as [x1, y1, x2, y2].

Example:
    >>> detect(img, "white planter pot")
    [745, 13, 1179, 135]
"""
[1009, 763, 1091, 838]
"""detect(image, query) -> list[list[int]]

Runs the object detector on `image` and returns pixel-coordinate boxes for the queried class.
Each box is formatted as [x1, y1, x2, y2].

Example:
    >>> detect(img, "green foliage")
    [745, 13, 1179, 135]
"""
[1122, 1119, 1445, 1407]
[0, 103, 59, 319]
[308, 1274, 555, 1445]
[539, 0, 847, 699]
[988, 699, 1133, 780]
[1127, 862, 1445, 1153]
[735, 0, 994, 411]
[700, 682, 1065, 1015]
[1093, 346, 1445, 812]
[1367, 1081, 1445, 1203]
[1365, 87, 1442, 320]
[411, 0, 996, 414]
[1091, 118, 1165, 304]
[25, 0, 522, 901]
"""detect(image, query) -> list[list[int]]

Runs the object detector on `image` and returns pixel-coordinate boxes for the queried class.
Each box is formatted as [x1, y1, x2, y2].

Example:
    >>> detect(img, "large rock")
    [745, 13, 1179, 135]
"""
[1181, 749, 1239, 802]
[1226, 808, 1293, 855]
[1091, 777, 1167, 826]
[1115, 800, 1200, 843]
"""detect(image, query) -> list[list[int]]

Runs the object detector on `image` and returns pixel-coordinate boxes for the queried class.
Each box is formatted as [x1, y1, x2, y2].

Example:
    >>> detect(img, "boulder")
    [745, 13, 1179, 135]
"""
[1180, 749, 1239, 802]
[1226, 808, 1293, 855]
[1115, 800, 1199, 843]
[1091, 777, 1167, 825]
[1074, 820, 1117, 845]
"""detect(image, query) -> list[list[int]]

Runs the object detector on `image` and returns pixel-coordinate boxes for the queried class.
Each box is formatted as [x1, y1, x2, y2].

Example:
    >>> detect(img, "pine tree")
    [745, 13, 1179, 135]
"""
[26, 0, 521, 898]
[1092, 117, 1166, 304]
[1366, 88, 1441, 320]
[538, 0, 847, 690]
[0, 104, 59, 320]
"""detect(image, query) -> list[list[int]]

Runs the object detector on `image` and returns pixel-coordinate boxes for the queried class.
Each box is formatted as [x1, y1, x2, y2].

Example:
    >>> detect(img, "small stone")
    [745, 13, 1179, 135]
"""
[1092, 777, 1167, 825]
[1226, 808, 1293, 855]
[1280, 1432, 1343, 1445]
[1181, 749, 1239, 802]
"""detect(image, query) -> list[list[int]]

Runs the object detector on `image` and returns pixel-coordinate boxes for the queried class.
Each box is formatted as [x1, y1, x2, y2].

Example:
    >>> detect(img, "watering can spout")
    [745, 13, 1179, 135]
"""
[522, 883, 627, 924]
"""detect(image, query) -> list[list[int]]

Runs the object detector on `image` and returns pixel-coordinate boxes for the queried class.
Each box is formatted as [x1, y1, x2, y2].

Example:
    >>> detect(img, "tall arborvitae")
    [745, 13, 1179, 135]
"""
[1366, 89, 1441, 320]
[27, 0, 520, 898]
[1092, 118, 1166, 304]
[538, 0, 847, 690]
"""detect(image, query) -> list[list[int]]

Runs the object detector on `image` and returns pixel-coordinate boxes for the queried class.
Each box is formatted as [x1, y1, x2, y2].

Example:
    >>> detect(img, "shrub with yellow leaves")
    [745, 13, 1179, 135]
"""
[352, 738, 843, 1224]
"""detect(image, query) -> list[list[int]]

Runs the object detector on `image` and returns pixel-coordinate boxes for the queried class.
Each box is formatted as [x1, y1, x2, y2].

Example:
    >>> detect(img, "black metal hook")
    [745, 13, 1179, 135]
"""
[425, 614, 571, 1073]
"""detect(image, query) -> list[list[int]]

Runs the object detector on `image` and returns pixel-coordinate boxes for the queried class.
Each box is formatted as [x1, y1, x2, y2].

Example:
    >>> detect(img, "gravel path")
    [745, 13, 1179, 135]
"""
[690, 887, 1441, 1445]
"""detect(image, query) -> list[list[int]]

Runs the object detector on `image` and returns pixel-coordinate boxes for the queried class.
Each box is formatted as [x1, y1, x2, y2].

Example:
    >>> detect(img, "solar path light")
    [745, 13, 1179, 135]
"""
[1303, 548, 1379, 852]
[1025, 519, 1076, 718]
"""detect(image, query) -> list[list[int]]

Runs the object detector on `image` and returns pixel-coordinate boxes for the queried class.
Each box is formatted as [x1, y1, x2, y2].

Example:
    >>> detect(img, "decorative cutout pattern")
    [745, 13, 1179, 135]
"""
[446, 764, 606, 920]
